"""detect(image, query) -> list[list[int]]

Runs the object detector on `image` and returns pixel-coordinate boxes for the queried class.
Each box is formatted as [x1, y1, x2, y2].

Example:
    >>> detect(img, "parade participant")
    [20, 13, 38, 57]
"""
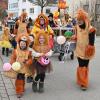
[74, 9, 96, 90]
[10, 34, 33, 98]
[29, 34, 34, 48]
[9, 28, 17, 49]
[31, 13, 54, 38]
[30, 30, 53, 93]
[14, 11, 30, 36]
[48, 13, 57, 27]
[27, 34, 34, 83]
[27, 17, 34, 34]
[0, 24, 11, 56]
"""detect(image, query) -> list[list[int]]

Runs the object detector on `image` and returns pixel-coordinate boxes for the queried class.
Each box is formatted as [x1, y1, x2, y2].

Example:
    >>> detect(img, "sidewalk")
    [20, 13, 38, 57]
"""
[0, 56, 24, 100]
[0, 72, 19, 100]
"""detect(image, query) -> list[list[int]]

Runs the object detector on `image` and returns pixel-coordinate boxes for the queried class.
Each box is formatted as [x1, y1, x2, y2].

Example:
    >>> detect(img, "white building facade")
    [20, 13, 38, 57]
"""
[8, 0, 58, 20]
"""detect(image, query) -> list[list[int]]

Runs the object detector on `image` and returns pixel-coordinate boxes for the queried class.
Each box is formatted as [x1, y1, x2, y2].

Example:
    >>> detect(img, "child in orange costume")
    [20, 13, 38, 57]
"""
[30, 30, 53, 93]
[10, 34, 33, 98]
[14, 11, 31, 36]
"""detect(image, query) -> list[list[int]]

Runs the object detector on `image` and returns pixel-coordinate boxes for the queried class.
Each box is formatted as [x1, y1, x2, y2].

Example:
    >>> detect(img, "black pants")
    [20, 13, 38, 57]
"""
[77, 57, 89, 67]
[10, 40, 17, 49]
[2, 47, 9, 56]
[35, 73, 45, 82]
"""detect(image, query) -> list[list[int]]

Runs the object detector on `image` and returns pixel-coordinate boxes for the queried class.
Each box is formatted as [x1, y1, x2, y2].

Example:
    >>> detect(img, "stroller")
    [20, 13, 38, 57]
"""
[53, 27, 76, 61]
[58, 40, 76, 61]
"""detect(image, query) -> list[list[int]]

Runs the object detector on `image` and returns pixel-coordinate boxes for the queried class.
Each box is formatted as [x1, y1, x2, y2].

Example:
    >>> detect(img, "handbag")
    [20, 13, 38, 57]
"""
[37, 56, 50, 66]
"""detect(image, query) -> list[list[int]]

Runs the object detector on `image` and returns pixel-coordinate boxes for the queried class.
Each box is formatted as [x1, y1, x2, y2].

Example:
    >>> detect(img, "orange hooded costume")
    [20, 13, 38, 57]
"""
[31, 13, 54, 38]
[14, 11, 31, 36]
[30, 28, 53, 93]
[10, 34, 33, 97]
[75, 9, 96, 89]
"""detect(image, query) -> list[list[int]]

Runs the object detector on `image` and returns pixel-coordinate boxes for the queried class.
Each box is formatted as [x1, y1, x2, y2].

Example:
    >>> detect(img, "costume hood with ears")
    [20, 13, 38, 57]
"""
[3, 26, 10, 35]
[34, 30, 49, 46]
[20, 11, 27, 22]
[16, 34, 30, 47]
[76, 9, 90, 28]
[34, 13, 49, 28]
[33, 30, 50, 53]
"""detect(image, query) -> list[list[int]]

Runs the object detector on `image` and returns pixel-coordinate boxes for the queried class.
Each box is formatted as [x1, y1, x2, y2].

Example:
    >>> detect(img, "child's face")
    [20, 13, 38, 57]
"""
[39, 35, 45, 44]
[40, 18, 45, 25]
[29, 36, 34, 42]
[19, 41, 27, 50]
[49, 17, 53, 21]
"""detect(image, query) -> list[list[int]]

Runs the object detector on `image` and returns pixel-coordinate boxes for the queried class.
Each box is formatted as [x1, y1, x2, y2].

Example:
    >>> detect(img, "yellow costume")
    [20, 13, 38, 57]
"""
[0, 27, 12, 48]
[31, 13, 54, 38]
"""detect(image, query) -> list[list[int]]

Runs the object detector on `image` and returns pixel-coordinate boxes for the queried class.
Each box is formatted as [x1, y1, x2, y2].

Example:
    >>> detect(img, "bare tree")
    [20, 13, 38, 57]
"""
[28, 0, 48, 13]
[88, 0, 96, 22]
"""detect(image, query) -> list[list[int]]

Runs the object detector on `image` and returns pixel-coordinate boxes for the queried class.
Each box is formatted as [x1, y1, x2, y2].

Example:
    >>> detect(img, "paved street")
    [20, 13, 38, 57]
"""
[0, 37, 100, 100]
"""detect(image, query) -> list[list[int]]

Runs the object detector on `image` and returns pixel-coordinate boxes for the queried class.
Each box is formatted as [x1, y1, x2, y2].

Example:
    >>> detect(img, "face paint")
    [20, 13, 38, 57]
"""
[40, 18, 45, 25]
[78, 20, 86, 29]
[39, 35, 45, 44]
[19, 41, 27, 50]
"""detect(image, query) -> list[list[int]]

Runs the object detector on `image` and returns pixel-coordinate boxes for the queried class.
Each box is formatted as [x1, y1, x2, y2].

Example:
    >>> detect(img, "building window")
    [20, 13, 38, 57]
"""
[30, 8, 34, 13]
[95, 14, 100, 22]
[10, 4, 13, 8]
[95, 4, 100, 15]
[22, 9, 26, 12]
[13, 3, 18, 8]
[9, 4, 11, 9]
[83, 5, 89, 13]
[9, 3, 18, 9]
[46, 9, 50, 14]
[22, 0, 26, 2]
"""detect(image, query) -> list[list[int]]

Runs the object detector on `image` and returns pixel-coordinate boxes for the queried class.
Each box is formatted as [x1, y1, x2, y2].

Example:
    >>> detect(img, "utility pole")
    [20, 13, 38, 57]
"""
[72, 0, 75, 17]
